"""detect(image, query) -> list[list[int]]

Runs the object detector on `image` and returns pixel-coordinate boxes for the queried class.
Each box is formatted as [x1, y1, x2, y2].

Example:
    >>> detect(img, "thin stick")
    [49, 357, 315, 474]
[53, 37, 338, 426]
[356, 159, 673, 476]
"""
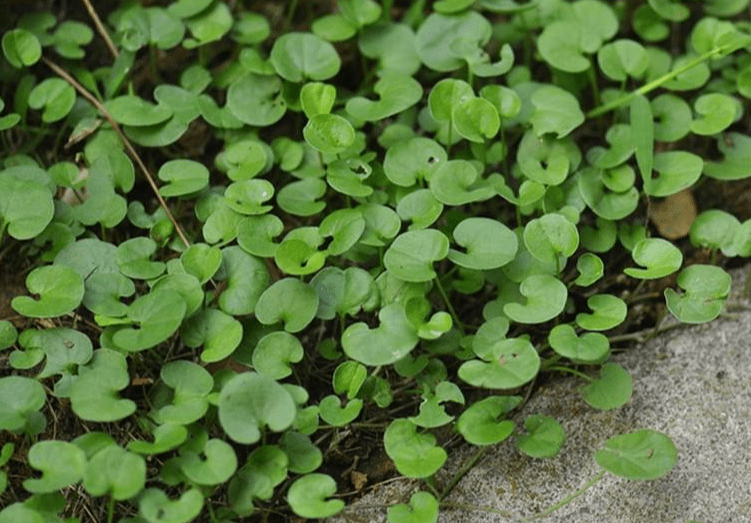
[80, 0, 119, 59]
[43, 57, 191, 248]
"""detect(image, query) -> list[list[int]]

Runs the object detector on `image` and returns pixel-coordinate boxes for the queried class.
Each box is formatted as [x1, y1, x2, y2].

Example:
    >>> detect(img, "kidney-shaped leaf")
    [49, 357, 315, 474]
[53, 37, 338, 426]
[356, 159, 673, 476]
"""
[253, 331, 304, 379]
[384, 419, 447, 478]
[83, 445, 146, 500]
[384, 229, 449, 282]
[503, 274, 567, 324]
[255, 278, 319, 333]
[158, 159, 209, 197]
[0, 376, 45, 434]
[182, 308, 242, 363]
[0, 168, 54, 241]
[531, 85, 585, 138]
[218, 372, 296, 444]
[387, 491, 439, 523]
[12, 265, 84, 318]
[644, 151, 703, 197]
[575, 294, 628, 331]
[112, 290, 187, 351]
[458, 337, 540, 389]
[346, 73, 422, 121]
[303, 113, 356, 154]
[449, 217, 517, 270]
[342, 303, 419, 366]
[581, 363, 632, 410]
[287, 473, 344, 518]
[516, 414, 566, 459]
[23, 440, 86, 493]
[595, 429, 677, 480]
[664, 264, 731, 323]
[271, 32, 341, 82]
[623, 238, 682, 279]
[548, 324, 610, 364]
[456, 395, 520, 446]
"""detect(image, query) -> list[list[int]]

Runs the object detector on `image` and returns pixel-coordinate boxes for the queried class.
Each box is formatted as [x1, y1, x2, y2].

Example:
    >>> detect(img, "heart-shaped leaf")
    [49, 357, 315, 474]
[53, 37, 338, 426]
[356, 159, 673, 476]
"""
[23, 441, 86, 493]
[575, 294, 628, 331]
[303, 113, 356, 154]
[70, 349, 136, 422]
[456, 395, 520, 446]
[384, 419, 447, 478]
[342, 303, 420, 366]
[504, 274, 567, 324]
[229, 445, 288, 514]
[346, 73, 422, 121]
[664, 264, 731, 323]
[28, 78, 76, 123]
[449, 217, 518, 270]
[152, 360, 213, 425]
[176, 438, 237, 486]
[83, 445, 146, 500]
[530, 85, 585, 138]
[0, 167, 55, 241]
[12, 265, 84, 318]
[548, 324, 610, 364]
[516, 414, 566, 458]
[0, 376, 46, 435]
[429, 160, 496, 206]
[319, 395, 363, 426]
[523, 213, 579, 271]
[138, 487, 203, 523]
[581, 363, 632, 410]
[287, 473, 344, 518]
[575, 253, 605, 286]
[270, 32, 341, 82]
[252, 331, 304, 379]
[158, 159, 209, 197]
[384, 229, 449, 282]
[624, 238, 683, 279]
[387, 491, 439, 523]
[255, 278, 319, 333]
[689, 209, 739, 255]
[416, 11, 491, 72]
[458, 337, 540, 389]
[111, 290, 186, 352]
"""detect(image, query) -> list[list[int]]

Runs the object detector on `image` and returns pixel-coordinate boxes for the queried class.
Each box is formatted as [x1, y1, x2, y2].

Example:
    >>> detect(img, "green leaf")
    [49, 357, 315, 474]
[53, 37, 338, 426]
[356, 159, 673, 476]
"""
[456, 396, 520, 446]
[127, 424, 188, 455]
[597, 39, 649, 81]
[548, 324, 610, 364]
[180, 243, 221, 284]
[644, 151, 703, 197]
[453, 97, 500, 143]
[311, 266, 378, 320]
[111, 290, 186, 352]
[280, 432, 322, 474]
[70, 349, 135, 422]
[387, 491, 439, 523]
[252, 331, 304, 379]
[12, 265, 84, 318]
[153, 360, 213, 425]
[2, 28, 41, 68]
[116, 237, 165, 280]
[83, 446, 146, 500]
[504, 274, 567, 324]
[342, 303, 420, 366]
[523, 213, 579, 270]
[0, 321, 16, 350]
[176, 438, 237, 486]
[23, 441, 86, 493]
[595, 429, 677, 480]
[396, 189, 444, 230]
[255, 278, 318, 333]
[530, 85, 585, 138]
[649, 0, 689, 21]
[182, 308, 242, 363]
[448, 217, 518, 270]
[458, 337, 540, 389]
[217, 246, 270, 316]
[0, 167, 55, 241]
[319, 395, 363, 426]
[689, 209, 739, 255]
[0, 376, 46, 435]
[28, 78, 76, 123]
[429, 160, 495, 206]
[416, 11, 491, 72]
[300, 82, 336, 118]
[277, 178, 327, 216]
[359, 22, 421, 75]
[384, 229, 450, 282]
[624, 238, 683, 279]
[287, 474, 344, 518]
[384, 419, 447, 478]
[652, 94, 692, 142]
[665, 264, 731, 323]
[138, 488, 203, 523]
[581, 363, 632, 410]
[578, 167, 640, 220]
[312, 14, 356, 42]
[346, 73, 423, 121]
[516, 131, 571, 186]
[270, 32, 341, 82]
[227, 73, 286, 126]
[182, 0, 232, 47]
[690, 93, 737, 136]
[516, 414, 566, 459]
[104, 95, 173, 126]
[158, 159, 209, 197]
[303, 113, 356, 154]
[537, 21, 589, 72]
[575, 294, 628, 331]
[229, 445, 288, 514]
[218, 372, 296, 444]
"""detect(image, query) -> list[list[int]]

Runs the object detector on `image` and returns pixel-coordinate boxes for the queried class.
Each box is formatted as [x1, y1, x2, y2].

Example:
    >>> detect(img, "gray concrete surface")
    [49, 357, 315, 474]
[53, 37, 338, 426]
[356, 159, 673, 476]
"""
[328, 267, 751, 523]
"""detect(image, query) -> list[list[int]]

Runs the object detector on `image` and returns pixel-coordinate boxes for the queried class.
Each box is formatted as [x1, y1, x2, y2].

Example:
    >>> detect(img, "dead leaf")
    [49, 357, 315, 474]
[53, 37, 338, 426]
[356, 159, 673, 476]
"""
[650, 188, 697, 240]
[350, 470, 368, 491]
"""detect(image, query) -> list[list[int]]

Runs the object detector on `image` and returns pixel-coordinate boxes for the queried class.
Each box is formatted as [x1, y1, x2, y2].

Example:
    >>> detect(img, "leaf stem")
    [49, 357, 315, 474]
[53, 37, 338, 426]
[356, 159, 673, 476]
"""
[434, 276, 465, 335]
[546, 365, 594, 382]
[80, 0, 119, 59]
[107, 496, 115, 523]
[439, 446, 488, 500]
[587, 47, 725, 118]
[521, 469, 606, 521]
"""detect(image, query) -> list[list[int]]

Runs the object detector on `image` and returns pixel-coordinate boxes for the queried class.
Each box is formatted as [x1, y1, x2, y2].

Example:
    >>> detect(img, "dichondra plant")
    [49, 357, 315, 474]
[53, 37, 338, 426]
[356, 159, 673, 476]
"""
[1, 0, 749, 522]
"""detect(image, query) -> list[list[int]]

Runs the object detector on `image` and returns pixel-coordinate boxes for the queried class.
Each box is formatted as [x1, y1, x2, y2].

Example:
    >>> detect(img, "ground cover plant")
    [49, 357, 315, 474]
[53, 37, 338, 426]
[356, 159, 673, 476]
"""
[1, 0, 750, 521]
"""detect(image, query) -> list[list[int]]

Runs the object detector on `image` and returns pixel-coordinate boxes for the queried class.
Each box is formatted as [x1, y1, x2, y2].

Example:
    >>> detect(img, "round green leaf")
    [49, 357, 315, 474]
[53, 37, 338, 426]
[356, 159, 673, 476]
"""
[158, 159, 209, 197]
[104, 95, 173, 126]
[0, 376, 46, 434]
[665, 264, 731, 324]
[319, 395, 363, 426]
[429, 160, 495, 206]
[23, 441, 86, 493]
[346, 73, 423, 122]
[182, 308, 242, 363]
[217, 246, 270, 316]
[0, 168, 55, 240]
[253, 331, 304, 379]
[227, 73, 286, 126]
[516, 414, 566, 459]
[575, 294, 628, 331]
[12, 265, 84, 318]
[538, 21, 589, 73]
[153, 360, 213, 425]
[645, 151, 703, 197]
[342, 303, 420, 366]
[578, 167, 640, 220]
[303, 113, 356, 154]
[690, 93, 737, 136]
[624, 238, 683, 279]
[458, 337, 540, 389]
[218, 372, 296, 444]
[28, 78, 76, 123]
[2, 28, 41, 68]
[280, 432, 322, 474]
[503, 274, 567, 324]
[516, 131, 571, 186]
[396, 189, 444, 230]
[453, 96, 500, 143]
[127, 424, 188, 455]
[523, 213, 579, 270]
[229, 445, 288, 513]
[384, 229, 449, 282]
[548, 324, 610, 364]
[255, 278, 318, 333]
[70, 349, 135, 422]
[270, 32, 341, 82]
[83, 446, 146, 500]
[277, 178, 327, 217]
[456, 396, 520, 446]
[595, 429, 677, 480]
[448, 217, 517, 270]
[597, 39, 649, 81]
[287, 473, 344, 519]
[177, 438, 237, 486]
[311, 266, 378, 320]
[689, 209, 740, 255]
[652, 94, 692, 142]
[384, 419, 447, 478]
[530, 85, 585, 138]
[359, 22, 421, 75]
[387, 491, 439, 523]
[138, 488, 203, 523]
[237, 215, 284, 257]
[111, 290, 186, 352]
[416, 11, 491, 72]
[575, 253, 605, 286]
[116, 237, 165, 280]
[581, 363, 632, 410]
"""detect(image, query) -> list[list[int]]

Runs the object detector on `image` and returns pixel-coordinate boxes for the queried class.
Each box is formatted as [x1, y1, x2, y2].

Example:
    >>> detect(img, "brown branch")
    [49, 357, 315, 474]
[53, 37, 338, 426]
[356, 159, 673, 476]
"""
[43, 57, 191, 248]
[80, 0, 119, 60]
